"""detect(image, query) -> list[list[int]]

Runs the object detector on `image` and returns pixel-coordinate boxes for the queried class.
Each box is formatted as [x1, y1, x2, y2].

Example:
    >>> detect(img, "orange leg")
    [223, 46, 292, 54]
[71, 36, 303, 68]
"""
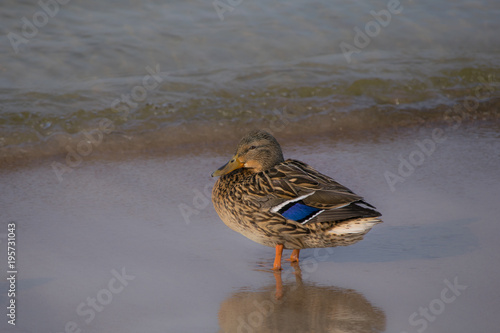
[273, 244, 284, 270]
[287, 249, 300, 263]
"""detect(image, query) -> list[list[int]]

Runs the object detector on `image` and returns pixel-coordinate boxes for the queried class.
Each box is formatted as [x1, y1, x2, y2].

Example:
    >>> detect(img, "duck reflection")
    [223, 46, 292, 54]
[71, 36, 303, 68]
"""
[219, 264, 385, 333]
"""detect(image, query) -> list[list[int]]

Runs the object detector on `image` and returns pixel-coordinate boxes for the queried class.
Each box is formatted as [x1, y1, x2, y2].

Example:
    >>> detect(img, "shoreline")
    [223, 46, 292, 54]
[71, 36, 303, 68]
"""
[1, 120, 499, 332]
[1, 115, 499, 171]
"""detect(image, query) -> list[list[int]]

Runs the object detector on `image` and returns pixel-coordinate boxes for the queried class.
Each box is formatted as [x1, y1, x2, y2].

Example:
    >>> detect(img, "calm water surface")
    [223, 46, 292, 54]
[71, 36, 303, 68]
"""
[0, 0, 499, 158]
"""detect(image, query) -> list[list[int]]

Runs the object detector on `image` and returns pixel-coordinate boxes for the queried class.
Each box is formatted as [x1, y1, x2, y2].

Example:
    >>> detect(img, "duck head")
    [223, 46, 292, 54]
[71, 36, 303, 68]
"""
[212, 130, 285, 176]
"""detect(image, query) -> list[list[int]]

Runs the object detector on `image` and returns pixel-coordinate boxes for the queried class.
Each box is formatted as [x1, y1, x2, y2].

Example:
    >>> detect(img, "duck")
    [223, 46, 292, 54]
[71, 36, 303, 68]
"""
[211, 130, 381, 270]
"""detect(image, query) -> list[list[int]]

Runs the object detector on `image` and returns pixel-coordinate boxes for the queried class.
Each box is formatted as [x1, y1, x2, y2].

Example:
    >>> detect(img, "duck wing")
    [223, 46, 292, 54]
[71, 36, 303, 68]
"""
[256, 159, 380, 225]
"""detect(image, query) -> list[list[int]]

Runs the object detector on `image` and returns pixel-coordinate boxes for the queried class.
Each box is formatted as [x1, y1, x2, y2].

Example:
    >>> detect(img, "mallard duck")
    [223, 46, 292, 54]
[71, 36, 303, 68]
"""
[211, 130, 381, 270]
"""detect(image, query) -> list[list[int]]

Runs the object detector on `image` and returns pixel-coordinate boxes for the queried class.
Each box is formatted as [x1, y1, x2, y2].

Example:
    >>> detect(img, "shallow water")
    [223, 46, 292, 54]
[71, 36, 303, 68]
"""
[0, 124, 499, 332]
[1, 0, 499, 161]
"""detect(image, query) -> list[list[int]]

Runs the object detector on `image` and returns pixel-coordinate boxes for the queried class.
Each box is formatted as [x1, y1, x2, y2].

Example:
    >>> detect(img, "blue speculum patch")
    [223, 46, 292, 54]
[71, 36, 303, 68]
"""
[279, 201, 322, 223]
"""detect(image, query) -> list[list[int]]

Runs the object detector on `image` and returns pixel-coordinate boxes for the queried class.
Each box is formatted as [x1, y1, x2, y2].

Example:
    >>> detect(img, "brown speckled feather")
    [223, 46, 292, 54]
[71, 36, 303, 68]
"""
[212, 158, 381, 250]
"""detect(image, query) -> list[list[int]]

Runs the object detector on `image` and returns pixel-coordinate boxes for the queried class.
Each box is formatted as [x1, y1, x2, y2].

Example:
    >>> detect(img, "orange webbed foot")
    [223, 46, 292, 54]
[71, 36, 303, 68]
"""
[286, 249, 300, 263]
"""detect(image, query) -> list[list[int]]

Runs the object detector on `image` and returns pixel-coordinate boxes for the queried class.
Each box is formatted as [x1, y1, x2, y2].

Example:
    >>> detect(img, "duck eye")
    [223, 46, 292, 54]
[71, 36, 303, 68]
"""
[249, 145, 257, 150]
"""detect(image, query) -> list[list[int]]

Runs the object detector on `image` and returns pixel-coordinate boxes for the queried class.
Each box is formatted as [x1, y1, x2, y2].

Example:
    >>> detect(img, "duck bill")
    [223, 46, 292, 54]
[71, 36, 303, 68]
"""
[212, 155, 244, 177]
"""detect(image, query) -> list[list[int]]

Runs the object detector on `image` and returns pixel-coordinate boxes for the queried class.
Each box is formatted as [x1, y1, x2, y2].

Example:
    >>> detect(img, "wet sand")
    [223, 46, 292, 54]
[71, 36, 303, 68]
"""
[1, 122, 499, 332]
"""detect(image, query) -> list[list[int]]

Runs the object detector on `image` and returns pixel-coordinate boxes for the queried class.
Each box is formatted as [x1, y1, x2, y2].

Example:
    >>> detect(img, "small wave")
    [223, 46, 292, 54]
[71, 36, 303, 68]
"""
[1, 62, 499, 167]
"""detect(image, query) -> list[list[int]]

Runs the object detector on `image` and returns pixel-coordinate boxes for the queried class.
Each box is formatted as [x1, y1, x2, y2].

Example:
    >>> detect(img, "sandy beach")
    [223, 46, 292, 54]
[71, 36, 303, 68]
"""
[0, 121, 499, 332]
